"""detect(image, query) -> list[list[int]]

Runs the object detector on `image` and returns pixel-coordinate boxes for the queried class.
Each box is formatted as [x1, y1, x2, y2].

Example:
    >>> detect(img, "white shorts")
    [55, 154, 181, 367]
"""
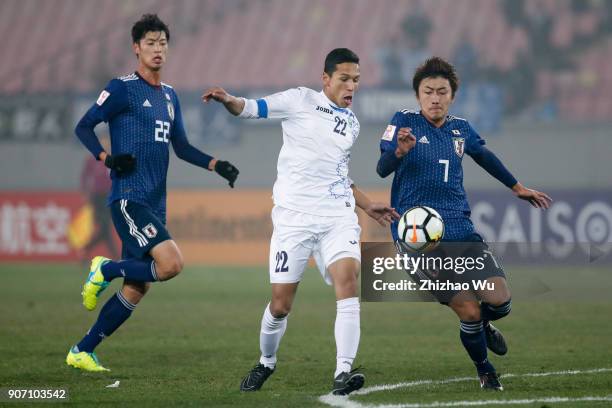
[269, 206, 361, 285]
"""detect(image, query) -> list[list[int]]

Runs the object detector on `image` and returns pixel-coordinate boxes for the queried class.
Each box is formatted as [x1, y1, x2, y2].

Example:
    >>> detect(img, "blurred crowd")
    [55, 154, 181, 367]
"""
[377, 0, 612, 120]
[1, 0, 611, 122]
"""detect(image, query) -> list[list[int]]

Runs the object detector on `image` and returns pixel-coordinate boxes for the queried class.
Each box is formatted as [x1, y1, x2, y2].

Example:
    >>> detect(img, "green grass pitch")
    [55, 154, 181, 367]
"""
[1, 263, 611, 407]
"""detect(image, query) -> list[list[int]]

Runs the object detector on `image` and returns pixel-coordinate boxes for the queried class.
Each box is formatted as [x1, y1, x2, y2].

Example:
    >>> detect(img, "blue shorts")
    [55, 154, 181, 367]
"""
[110, 199, 171, 259]
[441, 217, 476, 241]
[396, 232, 506, 304]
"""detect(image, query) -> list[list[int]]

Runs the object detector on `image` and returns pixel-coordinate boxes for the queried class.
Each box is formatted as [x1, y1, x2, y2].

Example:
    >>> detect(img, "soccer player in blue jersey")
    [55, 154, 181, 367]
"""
[377, 57, 552, 390]
[66, 14, 239, 372]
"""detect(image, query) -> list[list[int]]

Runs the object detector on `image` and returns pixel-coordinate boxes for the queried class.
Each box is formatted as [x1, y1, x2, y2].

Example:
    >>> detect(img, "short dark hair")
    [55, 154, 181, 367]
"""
[324, 48, 359, 75]
[412, 57, 459, 97]
[131, 14, 170, 43]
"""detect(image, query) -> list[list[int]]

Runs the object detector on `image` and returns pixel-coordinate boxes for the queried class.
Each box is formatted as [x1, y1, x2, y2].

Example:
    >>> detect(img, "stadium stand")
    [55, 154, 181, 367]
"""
[0, 0, 610, 120]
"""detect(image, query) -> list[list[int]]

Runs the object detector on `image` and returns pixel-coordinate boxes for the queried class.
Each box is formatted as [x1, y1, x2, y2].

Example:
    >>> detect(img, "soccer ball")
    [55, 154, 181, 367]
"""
[397, 206, 445, 252]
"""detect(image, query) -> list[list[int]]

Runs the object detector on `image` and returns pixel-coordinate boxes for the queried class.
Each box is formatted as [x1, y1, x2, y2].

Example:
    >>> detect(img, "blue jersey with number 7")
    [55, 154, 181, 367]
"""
[379, 110, 486, 240]
[79, 72, 187, 222]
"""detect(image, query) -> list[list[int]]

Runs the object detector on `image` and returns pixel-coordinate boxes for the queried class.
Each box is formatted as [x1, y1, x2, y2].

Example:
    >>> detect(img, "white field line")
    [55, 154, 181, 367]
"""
[319, 395, 612, 408]
[354, 367, 612, 396]
[318, 367, 612, 408]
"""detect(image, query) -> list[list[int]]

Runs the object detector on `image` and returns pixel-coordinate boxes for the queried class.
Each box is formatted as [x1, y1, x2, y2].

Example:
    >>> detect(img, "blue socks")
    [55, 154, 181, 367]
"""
[101, 258, 158, 282]
[460, 320, 495, 375]
[459, 301, 511, 375]
[481, 300, 512, 322]
[76, 292, 135, 353]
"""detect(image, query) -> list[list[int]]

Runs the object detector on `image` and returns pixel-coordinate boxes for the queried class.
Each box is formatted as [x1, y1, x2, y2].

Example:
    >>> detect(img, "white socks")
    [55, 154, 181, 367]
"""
[258, 297, 360, 376]
[259, 303, 287, 369]
[334, 297, 360, 378]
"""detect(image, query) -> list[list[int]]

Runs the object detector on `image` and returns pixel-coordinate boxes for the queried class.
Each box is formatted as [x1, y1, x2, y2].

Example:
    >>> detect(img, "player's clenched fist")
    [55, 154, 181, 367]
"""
[395, 127, 416, 158]
[104, 153, 136, 175]
[215, 160, 240, 188]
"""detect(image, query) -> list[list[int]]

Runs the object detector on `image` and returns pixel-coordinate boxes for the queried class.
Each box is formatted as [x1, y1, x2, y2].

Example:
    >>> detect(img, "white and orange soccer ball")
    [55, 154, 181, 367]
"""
[397, 206, 445, 252]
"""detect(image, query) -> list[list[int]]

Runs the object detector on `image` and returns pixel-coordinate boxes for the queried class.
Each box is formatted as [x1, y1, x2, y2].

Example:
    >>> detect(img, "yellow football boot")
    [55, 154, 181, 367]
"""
[66, 347, 110, 372]
[82, 256, 110, 311]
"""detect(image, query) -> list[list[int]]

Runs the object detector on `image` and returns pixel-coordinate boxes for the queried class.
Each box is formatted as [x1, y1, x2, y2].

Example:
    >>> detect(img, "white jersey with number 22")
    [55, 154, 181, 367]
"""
[241, 87, 360, 216]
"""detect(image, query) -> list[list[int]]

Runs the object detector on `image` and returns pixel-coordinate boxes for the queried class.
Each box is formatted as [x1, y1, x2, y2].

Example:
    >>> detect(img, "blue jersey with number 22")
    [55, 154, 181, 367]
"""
[82, 72, 188, 222]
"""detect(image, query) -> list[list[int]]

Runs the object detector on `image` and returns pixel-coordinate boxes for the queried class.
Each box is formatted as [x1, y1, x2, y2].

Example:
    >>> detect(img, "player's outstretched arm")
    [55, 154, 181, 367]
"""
[470, 147, 551, 209]
[201, 87, 245, 116]
[174, 95, 240, 187]
[203, 86, 302, 120]
[172, 138, 239, 188]
[171, 103, 239, 188]
[351, 184, 400, 227]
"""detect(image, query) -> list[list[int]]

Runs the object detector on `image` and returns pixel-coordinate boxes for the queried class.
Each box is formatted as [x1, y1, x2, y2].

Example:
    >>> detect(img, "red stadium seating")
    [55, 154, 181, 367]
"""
[0, 0, 610, 120]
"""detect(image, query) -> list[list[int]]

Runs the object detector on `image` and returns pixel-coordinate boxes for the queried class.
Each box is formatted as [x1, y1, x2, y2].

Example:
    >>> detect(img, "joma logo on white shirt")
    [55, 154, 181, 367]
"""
[316, 105, 334, 115]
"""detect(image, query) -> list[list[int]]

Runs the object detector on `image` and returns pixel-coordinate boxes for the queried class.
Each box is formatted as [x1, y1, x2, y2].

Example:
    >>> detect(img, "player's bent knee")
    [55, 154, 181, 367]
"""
[335, 273, 358, 286]
[483, 292, 511, 309]
[482, 278, 511, 305]
[329, 263, 360, 299]
[269, 301, 292, 318]
[156, 259, 183, 281]
[270, 303, 291, 318]
[334, 280, 358, 300]
[150, 240, 184, 281]
[462, 309, 482, 322]
[482, 299, 512, 320]
[452, 302, 482, 322]
[488, 294, 511, 307]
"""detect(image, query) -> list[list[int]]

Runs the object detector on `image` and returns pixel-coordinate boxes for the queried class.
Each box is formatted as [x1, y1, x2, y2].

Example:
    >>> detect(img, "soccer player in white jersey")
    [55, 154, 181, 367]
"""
[203, 48, 399, 395]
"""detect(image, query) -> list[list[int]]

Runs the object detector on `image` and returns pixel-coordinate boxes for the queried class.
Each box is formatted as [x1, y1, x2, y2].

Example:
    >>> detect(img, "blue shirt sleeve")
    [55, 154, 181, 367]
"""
[75, 79, 129, 159]
[170, 94, 213, 170]
[465, 122, 517, 188]
[464, 122, 486, 156]
[376, 112, 404, 178]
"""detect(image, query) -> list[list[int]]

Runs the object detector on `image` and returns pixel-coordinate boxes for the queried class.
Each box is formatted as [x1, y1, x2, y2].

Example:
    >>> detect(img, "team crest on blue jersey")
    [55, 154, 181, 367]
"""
[167, 102, 175, 121]
[453, 137, 465, 157]
[142, 223, 158, 239]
